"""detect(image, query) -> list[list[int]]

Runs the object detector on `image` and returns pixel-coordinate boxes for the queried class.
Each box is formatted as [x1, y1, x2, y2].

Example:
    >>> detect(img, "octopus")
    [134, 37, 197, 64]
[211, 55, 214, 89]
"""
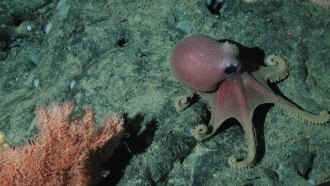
[171, 35, 330, 169]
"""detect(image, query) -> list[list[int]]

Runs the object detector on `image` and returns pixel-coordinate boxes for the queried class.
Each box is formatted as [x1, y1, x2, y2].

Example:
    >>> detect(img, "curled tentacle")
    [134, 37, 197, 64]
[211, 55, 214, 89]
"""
[259, 55, 289, 83]
[228, 120, 257, 169]
[174, 92, 195, 112]
[193, 124, 209, 141]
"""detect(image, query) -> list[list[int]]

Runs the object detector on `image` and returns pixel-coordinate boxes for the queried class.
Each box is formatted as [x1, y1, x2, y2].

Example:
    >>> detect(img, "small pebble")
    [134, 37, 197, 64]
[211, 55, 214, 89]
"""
[69, 80, 76, 90]
[30, 55, 39, 65]
[189, 128, 194, 136]
[271, 117, 278, 124]
[307, 179, 316, 185]
[101, 170, 110, 178]
[44, 22, 53, 34]
[33, 79, 40, 88]
[26, 25, 32, 31]
[177, 20, 192, 33]
[167, 16, 176, 27]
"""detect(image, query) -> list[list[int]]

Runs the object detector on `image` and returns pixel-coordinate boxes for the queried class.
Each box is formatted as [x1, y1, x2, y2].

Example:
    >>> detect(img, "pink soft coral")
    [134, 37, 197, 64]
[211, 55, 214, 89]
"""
[0, 102, 124, 186]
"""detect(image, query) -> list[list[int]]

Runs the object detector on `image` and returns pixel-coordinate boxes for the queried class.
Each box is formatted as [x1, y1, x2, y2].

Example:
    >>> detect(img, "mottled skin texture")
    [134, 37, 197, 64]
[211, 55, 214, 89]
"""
[171, 35, 330, 169]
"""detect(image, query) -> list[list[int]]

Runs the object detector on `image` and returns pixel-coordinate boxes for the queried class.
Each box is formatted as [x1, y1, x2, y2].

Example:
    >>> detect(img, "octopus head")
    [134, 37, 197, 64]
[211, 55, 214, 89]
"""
[171, 35, 240, 92]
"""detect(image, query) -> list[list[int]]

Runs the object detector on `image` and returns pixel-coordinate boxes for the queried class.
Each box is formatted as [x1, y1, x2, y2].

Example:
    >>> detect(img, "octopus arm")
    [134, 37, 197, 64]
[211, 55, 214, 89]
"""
[228, 118, 257, 169]
[277, 97, 330, 124]
[258, 55, 289, 83]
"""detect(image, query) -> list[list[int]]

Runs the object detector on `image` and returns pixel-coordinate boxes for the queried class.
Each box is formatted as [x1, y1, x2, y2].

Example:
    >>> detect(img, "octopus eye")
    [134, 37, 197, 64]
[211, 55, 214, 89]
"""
[224, 63, 238, 75]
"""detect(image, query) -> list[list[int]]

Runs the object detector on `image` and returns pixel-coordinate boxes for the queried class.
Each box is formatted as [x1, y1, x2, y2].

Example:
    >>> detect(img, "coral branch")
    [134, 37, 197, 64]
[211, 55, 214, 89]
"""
[0, 102, 124, 186]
